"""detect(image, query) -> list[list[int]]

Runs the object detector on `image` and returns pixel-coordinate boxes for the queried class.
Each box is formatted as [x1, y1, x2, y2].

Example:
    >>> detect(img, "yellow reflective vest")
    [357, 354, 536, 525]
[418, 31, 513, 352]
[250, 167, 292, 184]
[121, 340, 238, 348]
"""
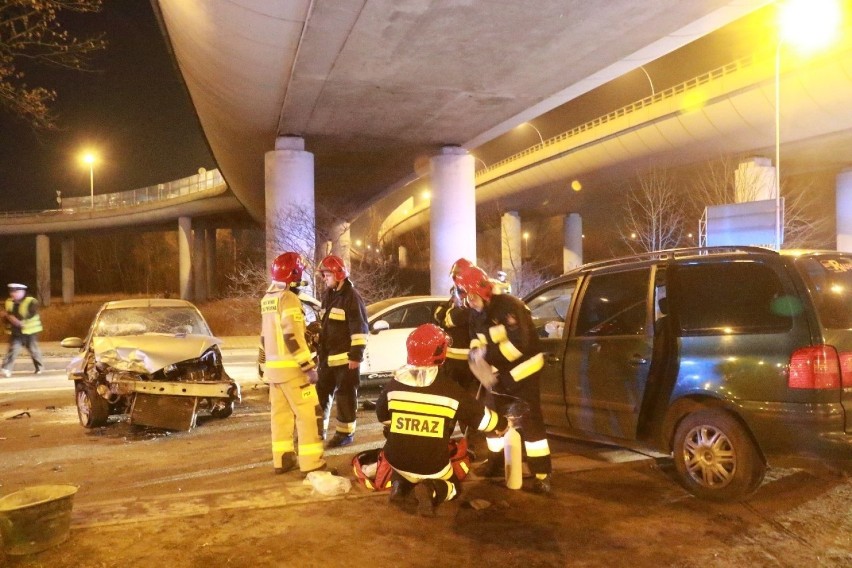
[5, 296, 43, 335]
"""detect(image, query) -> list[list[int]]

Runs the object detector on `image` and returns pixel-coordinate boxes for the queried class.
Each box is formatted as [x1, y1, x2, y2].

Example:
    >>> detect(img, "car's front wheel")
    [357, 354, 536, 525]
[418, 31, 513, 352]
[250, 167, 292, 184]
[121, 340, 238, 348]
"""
[672, 408, 765, 502]
[76, 383, 110, 428]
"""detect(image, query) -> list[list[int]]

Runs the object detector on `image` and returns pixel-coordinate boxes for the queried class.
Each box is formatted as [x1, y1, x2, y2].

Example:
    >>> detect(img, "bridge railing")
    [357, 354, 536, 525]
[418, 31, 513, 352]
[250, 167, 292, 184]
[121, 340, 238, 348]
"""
[476, 52, 765, 176]
[1, 168, 224, 218]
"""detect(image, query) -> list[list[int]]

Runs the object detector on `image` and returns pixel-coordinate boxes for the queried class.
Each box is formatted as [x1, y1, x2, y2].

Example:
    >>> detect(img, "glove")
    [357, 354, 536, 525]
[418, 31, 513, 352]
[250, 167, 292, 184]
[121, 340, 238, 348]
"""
[305, 368, 319, 385]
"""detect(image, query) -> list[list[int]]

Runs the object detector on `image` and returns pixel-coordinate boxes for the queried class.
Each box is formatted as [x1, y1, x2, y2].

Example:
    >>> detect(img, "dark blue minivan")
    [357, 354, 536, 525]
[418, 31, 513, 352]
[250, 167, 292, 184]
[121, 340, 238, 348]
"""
[525, 246, 852, 501]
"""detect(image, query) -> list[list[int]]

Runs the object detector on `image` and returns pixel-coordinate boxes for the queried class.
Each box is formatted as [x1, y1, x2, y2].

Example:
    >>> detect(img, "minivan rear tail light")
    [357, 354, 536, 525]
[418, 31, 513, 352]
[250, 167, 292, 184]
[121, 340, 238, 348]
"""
[840, 352, 852, 388]
[788, 345, 841, 389]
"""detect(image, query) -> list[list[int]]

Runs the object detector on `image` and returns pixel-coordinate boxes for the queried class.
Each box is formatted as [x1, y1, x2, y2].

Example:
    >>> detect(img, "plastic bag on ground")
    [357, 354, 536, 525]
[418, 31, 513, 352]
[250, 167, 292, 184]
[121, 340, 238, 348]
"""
[303, 471, 352, 496]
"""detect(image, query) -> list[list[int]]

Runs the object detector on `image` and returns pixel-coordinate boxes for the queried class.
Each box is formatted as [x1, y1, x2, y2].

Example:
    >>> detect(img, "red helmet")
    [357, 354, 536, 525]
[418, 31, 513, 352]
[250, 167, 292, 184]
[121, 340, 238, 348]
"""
[406, 324, 451, 366]
[319, 255, 348, 280]
[270, 252, 304, 286]
[449, 258, 474, 282]
[455, 265, 493, 302]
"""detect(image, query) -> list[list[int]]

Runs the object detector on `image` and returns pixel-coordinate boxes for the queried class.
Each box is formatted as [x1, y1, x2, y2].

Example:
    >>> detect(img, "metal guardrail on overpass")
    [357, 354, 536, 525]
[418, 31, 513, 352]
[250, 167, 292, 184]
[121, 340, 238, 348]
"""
[0, 168, 225, 218]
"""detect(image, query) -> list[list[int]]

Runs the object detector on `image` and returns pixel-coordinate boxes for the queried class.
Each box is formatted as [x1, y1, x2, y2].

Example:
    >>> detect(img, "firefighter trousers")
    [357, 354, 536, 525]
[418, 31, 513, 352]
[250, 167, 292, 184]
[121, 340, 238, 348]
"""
[268, 369, 325, 472]
[316, 363, 359, 437]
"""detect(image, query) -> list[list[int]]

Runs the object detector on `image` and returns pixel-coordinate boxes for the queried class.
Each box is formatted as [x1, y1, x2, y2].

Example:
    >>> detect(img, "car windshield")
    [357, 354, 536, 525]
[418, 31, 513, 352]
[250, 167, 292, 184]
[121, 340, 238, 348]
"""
[95, 307, 212, 337]
[796, 255, 852, 329]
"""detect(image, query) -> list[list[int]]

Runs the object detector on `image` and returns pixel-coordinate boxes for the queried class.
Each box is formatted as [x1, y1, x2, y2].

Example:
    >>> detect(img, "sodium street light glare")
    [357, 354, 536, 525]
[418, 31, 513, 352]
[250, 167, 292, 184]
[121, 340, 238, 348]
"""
[779, 0, 841, 52]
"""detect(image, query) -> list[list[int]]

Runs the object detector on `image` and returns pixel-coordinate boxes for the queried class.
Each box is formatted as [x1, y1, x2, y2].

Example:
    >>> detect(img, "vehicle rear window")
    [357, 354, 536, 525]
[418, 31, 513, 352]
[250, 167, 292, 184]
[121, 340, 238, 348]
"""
[672, 261, 792, 335]
[795, 255, 852, 329]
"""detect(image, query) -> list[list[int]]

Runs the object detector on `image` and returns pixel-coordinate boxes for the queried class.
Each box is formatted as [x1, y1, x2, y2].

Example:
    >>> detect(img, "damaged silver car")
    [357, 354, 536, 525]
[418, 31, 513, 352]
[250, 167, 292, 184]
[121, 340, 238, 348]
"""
[61, 299, 240, 431]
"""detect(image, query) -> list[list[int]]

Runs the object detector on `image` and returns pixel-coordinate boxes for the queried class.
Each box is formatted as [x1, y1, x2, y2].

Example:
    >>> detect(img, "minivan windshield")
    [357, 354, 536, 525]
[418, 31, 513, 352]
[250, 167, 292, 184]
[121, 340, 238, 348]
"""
[796, 255, 852, 329]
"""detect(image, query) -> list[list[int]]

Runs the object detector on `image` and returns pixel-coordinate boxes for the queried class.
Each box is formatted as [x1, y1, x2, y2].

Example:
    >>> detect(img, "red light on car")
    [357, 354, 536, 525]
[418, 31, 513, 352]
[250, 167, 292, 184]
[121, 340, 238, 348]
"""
[788, 345, 841, 389]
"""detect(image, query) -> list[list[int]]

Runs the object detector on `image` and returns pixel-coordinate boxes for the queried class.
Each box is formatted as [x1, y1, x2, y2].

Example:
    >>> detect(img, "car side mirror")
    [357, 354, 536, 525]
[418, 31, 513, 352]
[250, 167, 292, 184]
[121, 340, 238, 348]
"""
[60, 337, 84, 349]
[371, 320, 390, 333]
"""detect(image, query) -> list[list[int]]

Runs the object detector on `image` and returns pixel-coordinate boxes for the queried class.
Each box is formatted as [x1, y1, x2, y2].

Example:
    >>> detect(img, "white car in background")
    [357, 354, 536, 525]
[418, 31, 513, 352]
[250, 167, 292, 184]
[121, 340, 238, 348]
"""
[360, 295, 447, 387]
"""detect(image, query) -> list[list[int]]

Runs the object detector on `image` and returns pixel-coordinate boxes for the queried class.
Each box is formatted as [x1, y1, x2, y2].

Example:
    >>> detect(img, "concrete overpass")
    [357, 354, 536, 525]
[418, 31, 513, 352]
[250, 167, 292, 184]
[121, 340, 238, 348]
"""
[152, 0, 772, 292]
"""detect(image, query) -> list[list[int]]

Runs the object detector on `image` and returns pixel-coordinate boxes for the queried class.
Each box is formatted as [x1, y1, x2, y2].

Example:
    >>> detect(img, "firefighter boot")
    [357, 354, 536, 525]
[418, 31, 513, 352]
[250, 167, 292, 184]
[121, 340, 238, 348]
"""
[531, 473, 552, 495]
[414, 481, 436, 518]
[275, 452, 298, 474]
[389, 477, 412, 511]
[326, 432, 354, 449]
[474, 452, 504, 478]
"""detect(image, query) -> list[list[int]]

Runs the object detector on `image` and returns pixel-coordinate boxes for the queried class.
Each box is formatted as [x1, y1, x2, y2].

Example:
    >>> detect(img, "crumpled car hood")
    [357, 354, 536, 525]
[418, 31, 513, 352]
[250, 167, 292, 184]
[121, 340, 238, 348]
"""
[92, 334, 222, 374]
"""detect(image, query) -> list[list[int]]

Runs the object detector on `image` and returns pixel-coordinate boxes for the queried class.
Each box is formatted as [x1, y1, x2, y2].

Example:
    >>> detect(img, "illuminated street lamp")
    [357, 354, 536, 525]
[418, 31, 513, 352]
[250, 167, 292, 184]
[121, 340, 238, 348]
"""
[522, 231, 530, 258]
[81, 152, 98, 209]
[519, 122, 544, 145]
[774, 0, 840, 250]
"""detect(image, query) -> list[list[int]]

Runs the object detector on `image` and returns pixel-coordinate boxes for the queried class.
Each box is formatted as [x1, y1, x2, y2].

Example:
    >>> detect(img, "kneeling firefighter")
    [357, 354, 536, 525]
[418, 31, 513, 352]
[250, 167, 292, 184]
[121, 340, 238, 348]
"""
[376, 323, 508, 516]
[261, 252, 325, 475]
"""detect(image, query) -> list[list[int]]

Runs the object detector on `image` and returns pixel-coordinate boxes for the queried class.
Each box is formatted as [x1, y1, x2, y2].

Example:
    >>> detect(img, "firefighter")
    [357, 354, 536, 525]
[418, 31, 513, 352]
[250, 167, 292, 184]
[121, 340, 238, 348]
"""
[456, 264, 553, 494]
[433, 258, 477, 393]
[260, 252, 325, 474]
[376, 323, 508, 517]
[316, 255, 368, 448]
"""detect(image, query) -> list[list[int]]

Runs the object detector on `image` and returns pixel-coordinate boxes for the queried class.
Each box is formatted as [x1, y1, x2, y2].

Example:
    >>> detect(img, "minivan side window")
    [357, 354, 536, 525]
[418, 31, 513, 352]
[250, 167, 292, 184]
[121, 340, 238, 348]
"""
[575, 269, 650, 336]
[672, 261, 792, 335]
[527, 281, 577, 339]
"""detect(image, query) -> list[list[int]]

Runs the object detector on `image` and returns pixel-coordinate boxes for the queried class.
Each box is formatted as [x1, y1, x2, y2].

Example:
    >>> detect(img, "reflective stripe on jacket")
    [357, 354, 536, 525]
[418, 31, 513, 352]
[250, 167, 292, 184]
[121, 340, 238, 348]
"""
[319, 278, 368, 365]
[260, 284, 315, 375]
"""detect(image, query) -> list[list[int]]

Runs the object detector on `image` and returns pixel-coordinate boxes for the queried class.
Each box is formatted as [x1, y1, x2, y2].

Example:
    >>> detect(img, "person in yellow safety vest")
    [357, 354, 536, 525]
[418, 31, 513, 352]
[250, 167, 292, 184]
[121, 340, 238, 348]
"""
[260, 253, 326, 475]
[317, 254, 368, 448]
[2, 283, 44, 378]
[456, 265, 553, 494]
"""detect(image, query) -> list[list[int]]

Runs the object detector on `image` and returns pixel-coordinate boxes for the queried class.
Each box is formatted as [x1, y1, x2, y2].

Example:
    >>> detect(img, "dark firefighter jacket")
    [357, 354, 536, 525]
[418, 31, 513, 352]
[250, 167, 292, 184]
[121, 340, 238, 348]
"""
[433, 298, 471, 362]
[469, 294, 543, 391]
[319, 278, 368, 367]
[376, 366, 507, 476]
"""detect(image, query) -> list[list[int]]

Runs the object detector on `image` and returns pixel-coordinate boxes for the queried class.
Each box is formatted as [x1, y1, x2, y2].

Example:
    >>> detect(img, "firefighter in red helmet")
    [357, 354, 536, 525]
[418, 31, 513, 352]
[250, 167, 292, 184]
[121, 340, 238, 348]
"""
[455, 264, 553, 494]
[433, 258, 478, 406]
[376, 323, 508, 516]
[317, 254, 368, 448]
[260, 252, 325, 474]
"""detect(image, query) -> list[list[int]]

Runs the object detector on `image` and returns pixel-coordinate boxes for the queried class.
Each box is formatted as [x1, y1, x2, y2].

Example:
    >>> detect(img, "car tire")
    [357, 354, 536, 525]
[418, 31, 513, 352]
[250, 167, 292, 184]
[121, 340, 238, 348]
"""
[210, 399, 234, 419]
[672, 408, 765, 502]
[76, 383, 110, 428]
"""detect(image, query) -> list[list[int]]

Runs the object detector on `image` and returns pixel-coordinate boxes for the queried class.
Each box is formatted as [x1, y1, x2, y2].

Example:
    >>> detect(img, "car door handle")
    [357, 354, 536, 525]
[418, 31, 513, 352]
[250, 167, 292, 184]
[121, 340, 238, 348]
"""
[545, 353, 560, 364]
[629, 354, 648, 365]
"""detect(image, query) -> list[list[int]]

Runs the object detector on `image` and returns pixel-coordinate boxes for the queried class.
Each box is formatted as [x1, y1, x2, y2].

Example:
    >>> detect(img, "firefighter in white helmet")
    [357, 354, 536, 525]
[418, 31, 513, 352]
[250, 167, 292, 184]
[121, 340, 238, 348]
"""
[261, 252, 325, 474]
[376, 323, 509, 516]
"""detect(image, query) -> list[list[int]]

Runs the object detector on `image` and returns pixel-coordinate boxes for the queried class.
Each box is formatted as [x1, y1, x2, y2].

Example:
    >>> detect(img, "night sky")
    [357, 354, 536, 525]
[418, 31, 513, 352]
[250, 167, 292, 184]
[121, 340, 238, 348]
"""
[0, 1, 214, 213]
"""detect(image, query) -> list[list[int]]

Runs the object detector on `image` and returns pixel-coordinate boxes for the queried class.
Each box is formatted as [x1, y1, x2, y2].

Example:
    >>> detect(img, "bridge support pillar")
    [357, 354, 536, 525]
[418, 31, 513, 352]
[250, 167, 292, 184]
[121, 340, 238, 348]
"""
[193, 226, 207, 302]
[837, 169, 852, 252]
[178, 216, 192, 300]
[265, 136, 315, 274]
[563, 213, 583, 272]
[501, 211, 521, 287]
[61, 236, 75, 304]
[429, 146, 475, 295]
[398, 246, 408, 268]
[35, 234, 50, 307]
[205, 228, 217, 298]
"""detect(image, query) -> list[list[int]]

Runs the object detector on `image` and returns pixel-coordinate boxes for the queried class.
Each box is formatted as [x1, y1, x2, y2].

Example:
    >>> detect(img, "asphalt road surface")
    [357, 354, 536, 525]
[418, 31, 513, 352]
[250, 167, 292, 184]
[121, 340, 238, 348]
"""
[0, 350, 850, 567]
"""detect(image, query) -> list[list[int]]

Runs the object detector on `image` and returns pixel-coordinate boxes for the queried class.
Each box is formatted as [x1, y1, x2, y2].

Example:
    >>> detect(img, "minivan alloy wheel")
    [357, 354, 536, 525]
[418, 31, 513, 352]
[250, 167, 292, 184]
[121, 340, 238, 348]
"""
[682, 424, 736, 488]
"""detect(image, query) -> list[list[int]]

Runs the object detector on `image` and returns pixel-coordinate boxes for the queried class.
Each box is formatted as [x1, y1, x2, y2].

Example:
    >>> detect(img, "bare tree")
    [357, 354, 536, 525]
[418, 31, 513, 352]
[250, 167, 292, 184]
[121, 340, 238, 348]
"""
[689, 156, 831, 249]
[0, 0, 106, 129]
[619, 168, 686, 253]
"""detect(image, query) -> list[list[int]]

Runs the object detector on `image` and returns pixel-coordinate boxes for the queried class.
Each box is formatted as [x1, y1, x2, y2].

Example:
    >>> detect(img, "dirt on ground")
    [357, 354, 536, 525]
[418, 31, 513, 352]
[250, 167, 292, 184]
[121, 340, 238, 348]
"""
[1, 385, 850, 568]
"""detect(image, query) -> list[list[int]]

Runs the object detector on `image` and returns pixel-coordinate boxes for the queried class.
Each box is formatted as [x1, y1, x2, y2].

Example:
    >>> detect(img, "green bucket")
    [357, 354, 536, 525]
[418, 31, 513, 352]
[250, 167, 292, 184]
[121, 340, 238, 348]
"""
[0, 485, 78, 556]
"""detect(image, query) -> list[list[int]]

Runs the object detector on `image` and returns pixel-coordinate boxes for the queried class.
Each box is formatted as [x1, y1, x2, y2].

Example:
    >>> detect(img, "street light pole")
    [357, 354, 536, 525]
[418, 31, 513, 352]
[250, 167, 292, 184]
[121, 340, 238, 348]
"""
[522, 122, 545, 145]
[89, 161, 95, 210]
